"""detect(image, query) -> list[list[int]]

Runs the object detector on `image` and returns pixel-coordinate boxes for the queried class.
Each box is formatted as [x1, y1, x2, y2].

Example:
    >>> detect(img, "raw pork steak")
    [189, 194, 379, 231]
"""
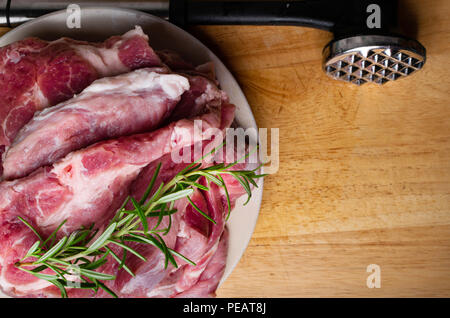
[0, 26, 160, 169]
[3, 67, 190, 180]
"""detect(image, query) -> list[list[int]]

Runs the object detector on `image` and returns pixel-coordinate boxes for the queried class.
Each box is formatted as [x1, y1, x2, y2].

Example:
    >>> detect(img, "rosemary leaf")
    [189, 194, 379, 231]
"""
[85, 223, 117, 254]
[78, 268, 115, 281]
[217, 174, 232, 221]
[168, 248, 196, 266]
[107, 240, 146, 262]
[43, 219, 67, 247]
[17, 267, 59, 281]
[104, 246, 135, 277]
[139, 162, 161, 205]
[37, 237, 67, 263]
[24, 241, 41, 259]
[156, 188, 194, 204]
[154, 233, 177, 269]
[98, 281, 118, 298]
[51, 279, 68, 298]
[17, 216, 44, 245]
[131, 197, 148, 233]
[187, 196, 216, 225]
[152, 203, 166, 231]
[81, 255, 109, 270]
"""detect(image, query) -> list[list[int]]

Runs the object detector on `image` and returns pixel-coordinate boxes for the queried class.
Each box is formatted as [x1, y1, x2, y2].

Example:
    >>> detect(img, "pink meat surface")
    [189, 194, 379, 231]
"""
[158, 49, 217, 83]
[169, 75, 227, 122]
[145, 228, 229, 298]
[3, 67, 190, 180]
[157, 50, 225, 122]
[175, 229, 229, 298]
[0, 104, 232, 297]
[0, 26, 161, 169]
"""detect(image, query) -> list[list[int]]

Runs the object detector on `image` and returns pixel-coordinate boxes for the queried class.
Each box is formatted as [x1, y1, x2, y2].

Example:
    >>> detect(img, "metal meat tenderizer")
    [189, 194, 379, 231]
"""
[1, 0, 426, 86]
[323, 34, 425, 86]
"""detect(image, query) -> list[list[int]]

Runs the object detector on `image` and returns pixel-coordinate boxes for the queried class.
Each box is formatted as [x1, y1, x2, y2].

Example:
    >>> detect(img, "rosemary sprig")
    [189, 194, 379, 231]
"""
[15, 146, 265, 298]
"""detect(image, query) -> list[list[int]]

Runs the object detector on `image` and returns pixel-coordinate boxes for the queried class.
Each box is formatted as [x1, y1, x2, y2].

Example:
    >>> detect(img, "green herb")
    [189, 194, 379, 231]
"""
[15, 145, 265, 298]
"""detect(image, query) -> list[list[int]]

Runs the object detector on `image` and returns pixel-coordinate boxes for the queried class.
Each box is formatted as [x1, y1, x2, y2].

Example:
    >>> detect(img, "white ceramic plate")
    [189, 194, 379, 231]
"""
[0, 7, 263, 297]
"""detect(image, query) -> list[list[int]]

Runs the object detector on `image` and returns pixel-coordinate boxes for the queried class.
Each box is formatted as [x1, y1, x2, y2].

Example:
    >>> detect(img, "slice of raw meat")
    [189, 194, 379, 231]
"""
[175, 228, 229, 298]
[0, 104, 233, 297]
[157, 49, 217, 82]
[146, 228, 229, 298]
[123, 145, 257, 298]
[173, 180, 227, 289]
[171, 148, 259, 296]
[157, 50, 225, 121]
[3, 67, 190, 180]
[169, 75, 228, 122]
[0, 26, 161, 168]
[157, 50, 195, 71]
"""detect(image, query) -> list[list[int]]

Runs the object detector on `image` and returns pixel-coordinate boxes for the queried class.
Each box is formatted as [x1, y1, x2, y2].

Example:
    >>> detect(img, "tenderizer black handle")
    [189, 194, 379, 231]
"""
[169, 0, 398, 37]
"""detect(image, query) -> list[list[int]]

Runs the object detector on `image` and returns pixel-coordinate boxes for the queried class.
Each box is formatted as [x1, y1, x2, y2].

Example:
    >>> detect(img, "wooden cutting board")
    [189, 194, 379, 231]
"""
[1, 0, 449, 297]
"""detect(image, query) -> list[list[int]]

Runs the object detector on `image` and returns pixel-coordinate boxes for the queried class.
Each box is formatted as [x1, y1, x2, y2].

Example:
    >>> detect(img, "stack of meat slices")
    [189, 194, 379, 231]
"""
[0, 27, 254, 298]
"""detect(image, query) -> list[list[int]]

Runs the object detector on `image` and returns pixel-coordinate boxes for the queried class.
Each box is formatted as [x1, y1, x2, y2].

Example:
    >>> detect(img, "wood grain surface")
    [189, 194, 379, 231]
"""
[1, 0, 449, 297]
